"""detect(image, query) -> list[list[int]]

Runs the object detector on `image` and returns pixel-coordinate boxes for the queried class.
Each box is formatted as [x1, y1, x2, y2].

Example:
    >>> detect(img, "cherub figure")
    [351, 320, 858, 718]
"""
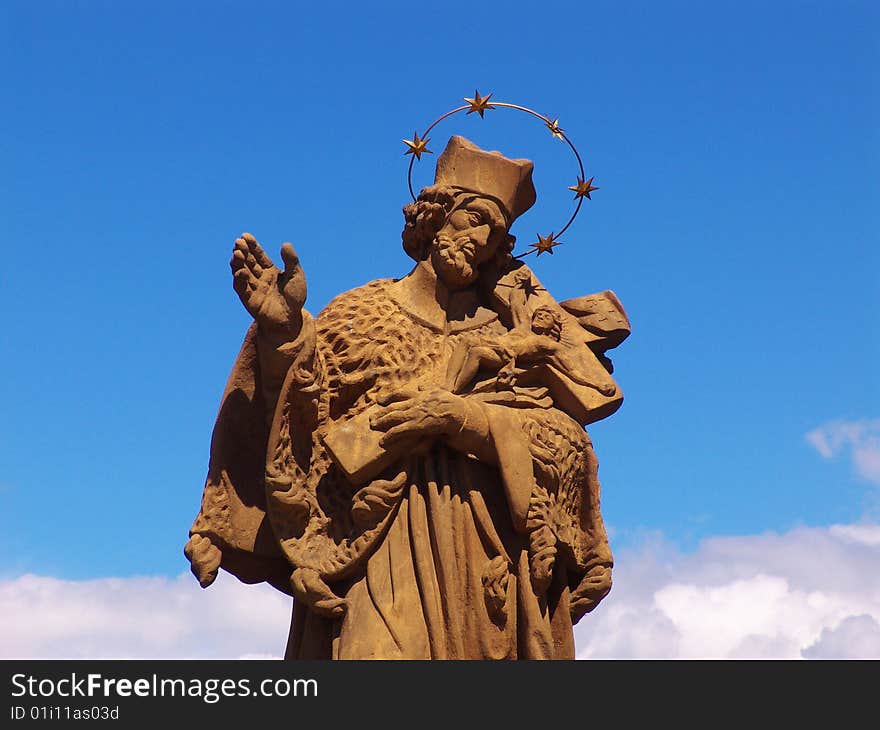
[445, 268, 616, 396]
[444, 268, 614, 593]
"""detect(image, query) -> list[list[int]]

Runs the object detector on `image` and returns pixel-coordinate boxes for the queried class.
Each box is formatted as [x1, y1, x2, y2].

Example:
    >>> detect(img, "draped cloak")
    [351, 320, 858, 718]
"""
[189, 271, 627, 659]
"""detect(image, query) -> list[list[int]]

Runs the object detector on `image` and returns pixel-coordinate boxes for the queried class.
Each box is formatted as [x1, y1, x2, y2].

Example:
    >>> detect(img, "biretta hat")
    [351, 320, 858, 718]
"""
[434, 136, 537, 225]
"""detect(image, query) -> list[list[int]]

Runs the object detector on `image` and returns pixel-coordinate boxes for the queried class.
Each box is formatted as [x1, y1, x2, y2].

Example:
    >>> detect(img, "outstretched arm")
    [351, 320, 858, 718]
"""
[229, 232, 317, 412]
[185, 233, 317, 591]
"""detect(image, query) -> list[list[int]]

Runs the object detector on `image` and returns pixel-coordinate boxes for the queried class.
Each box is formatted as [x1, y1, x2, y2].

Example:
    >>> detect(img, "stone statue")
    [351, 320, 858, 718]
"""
[184, 135, 630, 659]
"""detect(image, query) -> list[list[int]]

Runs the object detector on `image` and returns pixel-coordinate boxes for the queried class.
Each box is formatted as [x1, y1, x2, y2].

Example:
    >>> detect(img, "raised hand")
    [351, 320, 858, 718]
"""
[230, 232, 307, 338]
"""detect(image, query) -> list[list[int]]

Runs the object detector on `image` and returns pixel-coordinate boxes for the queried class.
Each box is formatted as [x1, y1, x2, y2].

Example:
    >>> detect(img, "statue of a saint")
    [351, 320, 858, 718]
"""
[185, 135, 630, 659]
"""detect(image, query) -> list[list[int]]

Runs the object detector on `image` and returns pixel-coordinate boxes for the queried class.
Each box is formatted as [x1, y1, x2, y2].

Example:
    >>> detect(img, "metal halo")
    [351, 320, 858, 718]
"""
[403, 92, 598, 258]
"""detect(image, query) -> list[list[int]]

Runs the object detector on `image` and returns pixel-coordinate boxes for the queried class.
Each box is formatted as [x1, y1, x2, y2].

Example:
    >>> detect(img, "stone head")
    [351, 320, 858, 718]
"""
[401, 136, 537, 289]
[531, 305, 563, 341]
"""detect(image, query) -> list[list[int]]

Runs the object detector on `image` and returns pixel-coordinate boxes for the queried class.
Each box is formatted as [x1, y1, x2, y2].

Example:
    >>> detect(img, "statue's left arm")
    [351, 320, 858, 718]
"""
[493, 264, 629, 621]
[471, 263, 628, 619]
[361, 376, 617, 621]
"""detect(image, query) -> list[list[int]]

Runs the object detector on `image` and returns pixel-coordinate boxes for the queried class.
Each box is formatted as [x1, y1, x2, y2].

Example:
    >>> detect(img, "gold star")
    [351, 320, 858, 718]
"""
[529, 232, 562, 256]
[569, 176, 600, 200]
[545, 118, 564, 140]
[402, 131, 431, 160]
[464, 90, 495, 118]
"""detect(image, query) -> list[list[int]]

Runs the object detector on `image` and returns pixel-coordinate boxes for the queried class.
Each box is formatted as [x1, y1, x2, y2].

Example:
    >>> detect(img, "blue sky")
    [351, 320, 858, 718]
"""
[1, 0, 877, 597]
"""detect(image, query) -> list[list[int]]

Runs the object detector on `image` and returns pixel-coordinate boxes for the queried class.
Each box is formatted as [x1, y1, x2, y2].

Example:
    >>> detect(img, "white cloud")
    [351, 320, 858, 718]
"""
[829, 523, 880, 547]
[2, 523, 877, 659]
[0, 573, 290, 659]
[575, 522, 880, 658]
[806, 419, 880, 485]
[803, 614, 880, 659]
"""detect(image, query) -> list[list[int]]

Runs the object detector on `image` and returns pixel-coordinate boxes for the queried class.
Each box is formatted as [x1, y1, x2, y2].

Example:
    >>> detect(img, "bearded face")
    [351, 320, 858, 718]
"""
[431, 231, 480, 287]
[429, 196, 507, 289]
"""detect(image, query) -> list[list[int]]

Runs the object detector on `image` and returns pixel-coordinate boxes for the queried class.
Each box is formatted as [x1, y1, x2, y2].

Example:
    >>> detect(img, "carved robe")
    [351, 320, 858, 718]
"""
[189, 270, 627, 659]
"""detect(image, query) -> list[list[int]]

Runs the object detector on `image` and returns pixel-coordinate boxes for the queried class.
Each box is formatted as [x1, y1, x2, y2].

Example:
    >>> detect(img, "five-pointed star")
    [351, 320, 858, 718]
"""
[545, 118, 564, 140]
[464, 90, 495, 118]
[569, 175, 600, 200]
[529, 232, 562, 256]
[403, 131, 432, 160]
